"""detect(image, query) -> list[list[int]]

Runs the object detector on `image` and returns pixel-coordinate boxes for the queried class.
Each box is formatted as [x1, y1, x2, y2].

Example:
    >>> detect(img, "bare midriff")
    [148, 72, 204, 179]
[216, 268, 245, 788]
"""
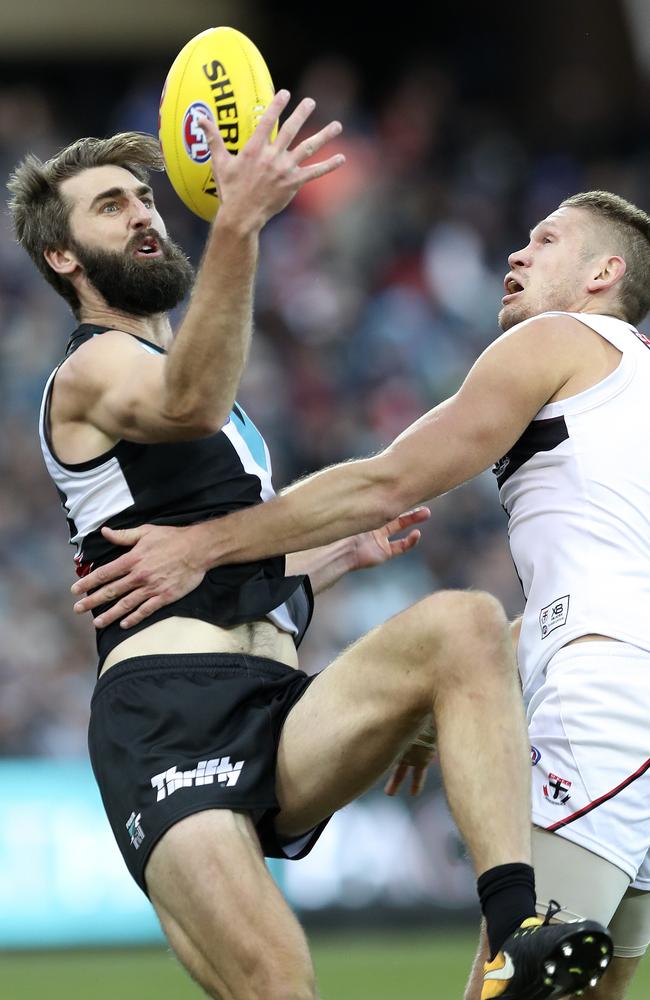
[99, 616, 299, 678]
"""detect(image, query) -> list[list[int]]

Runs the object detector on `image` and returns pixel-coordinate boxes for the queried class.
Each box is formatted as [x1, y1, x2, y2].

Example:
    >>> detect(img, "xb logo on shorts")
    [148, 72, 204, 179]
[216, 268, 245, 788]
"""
[543, 772, 572, 806]
[151, 756, 245, 802]
[530, 745, 541, 766]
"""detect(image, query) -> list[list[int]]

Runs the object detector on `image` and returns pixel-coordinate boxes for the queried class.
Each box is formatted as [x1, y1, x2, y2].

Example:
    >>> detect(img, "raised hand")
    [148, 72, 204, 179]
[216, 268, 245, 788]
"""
[201, 89, 345, 231]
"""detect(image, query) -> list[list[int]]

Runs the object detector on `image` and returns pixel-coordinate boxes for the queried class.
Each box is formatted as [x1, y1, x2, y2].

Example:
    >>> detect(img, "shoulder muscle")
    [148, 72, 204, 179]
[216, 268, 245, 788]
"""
[377, 314, 591, 506]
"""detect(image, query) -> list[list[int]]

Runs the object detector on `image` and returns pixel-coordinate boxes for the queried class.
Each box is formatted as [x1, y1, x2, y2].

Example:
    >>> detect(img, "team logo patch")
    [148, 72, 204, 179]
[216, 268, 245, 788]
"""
[543, 772, 572, 806]
[539, 595, 570, 639]
[182, 102, 214, 163]
[530, 745, 541, 766]
[126, 811, 145, 850]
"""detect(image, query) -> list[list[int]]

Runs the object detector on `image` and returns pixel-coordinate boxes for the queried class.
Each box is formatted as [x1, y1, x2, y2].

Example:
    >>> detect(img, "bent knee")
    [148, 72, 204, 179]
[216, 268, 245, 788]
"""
[233, 947, 317, 1000]
[407, 590, 508, 653]
[399, 590, 514, 692]
[369, 590, 512, 713]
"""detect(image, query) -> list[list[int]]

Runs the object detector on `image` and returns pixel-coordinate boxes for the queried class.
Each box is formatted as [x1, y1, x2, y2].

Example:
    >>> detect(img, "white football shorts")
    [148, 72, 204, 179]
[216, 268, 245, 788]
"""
[526, 640, 650, 889]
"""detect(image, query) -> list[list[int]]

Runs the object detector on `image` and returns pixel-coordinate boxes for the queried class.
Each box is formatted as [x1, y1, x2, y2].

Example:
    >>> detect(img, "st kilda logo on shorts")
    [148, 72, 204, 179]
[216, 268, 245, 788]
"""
[543, 772, 572, 806]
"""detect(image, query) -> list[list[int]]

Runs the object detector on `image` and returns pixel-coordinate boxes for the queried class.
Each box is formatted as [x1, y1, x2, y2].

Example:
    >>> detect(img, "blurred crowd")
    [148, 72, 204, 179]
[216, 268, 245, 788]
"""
[1, 53, 650, 756]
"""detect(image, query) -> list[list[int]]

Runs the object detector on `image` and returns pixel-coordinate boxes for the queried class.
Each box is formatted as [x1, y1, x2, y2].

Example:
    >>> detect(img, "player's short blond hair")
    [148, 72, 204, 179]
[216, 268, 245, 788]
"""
[561, 191, 650, 326]
[7, 133, 164, 315]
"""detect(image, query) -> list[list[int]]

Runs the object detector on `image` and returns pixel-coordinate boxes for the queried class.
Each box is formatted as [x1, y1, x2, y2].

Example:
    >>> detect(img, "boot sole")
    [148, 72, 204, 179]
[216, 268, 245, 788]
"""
[531, 922, 614, 999]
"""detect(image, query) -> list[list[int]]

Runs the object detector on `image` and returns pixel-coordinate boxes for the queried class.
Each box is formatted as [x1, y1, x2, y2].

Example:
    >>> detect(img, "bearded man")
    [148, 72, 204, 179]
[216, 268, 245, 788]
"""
[10, 94, 614, 1000]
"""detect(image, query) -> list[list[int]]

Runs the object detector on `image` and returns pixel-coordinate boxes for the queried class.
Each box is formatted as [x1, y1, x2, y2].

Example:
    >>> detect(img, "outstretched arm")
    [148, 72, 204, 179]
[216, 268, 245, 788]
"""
[72, 313, 590, 625]
[73, 508, 430, 626]
[157, 312, 582, 555]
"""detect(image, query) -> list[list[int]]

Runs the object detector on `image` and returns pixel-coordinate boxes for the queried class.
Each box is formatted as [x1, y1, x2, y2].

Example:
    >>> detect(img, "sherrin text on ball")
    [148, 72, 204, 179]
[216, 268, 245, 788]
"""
[159, 26, 276, 221]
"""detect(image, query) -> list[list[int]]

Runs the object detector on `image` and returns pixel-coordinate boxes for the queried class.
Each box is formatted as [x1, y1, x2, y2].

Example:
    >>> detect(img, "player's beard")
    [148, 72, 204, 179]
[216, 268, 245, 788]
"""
[71, 231, 195, 317]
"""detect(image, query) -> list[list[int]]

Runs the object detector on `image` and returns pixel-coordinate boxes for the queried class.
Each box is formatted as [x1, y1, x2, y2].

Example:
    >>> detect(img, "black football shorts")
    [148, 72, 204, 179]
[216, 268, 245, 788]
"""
[88, 652, 328, 894]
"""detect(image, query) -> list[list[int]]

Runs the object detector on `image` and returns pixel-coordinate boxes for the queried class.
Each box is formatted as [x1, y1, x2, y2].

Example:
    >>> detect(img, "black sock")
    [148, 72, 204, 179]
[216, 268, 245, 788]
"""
[477, 863, 537, 960]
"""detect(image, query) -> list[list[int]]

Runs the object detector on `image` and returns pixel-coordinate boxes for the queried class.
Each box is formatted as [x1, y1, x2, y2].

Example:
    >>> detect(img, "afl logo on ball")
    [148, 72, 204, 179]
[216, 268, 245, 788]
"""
[182, 102, 213, 163]
[530, 746, 541, 766]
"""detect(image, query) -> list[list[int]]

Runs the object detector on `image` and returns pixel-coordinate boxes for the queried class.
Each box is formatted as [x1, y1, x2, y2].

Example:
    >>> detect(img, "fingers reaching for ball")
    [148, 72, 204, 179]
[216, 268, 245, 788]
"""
[244, 89, 292, 152]
[195, 112, 226, 156]
[208, 90, 345, 231]
[267, 95, 345, 178]
[273, 95, 319, 151]
[290, 118, 345, 176]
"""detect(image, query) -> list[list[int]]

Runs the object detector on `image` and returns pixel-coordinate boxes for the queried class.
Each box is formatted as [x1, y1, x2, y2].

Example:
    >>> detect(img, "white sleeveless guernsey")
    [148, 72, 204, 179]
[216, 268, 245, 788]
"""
[494, 311, 650, 704]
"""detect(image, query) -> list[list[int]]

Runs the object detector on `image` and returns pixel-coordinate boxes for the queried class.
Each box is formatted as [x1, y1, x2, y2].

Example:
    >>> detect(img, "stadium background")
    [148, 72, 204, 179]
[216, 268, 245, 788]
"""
[1, 1, 650, 996]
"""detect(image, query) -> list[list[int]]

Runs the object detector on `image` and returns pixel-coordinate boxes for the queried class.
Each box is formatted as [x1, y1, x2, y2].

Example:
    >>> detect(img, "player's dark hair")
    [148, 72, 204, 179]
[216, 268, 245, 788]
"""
[561, 191, 650, 326]
[7, 133, 164, 317]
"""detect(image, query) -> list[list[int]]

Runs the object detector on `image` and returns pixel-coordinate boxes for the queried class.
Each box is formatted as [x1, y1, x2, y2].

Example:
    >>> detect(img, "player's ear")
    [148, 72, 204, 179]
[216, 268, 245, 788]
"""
[44, 246, 79, 276]
[586, 255, 626, 293]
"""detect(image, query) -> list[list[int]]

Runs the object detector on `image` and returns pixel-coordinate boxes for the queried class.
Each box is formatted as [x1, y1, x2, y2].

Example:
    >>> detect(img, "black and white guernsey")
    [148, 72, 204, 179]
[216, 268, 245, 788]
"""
[39, 324, 313, 665]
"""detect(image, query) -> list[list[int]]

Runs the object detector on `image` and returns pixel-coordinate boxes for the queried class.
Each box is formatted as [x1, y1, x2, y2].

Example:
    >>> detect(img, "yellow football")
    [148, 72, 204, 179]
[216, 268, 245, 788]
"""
[158, 26, 276, 222]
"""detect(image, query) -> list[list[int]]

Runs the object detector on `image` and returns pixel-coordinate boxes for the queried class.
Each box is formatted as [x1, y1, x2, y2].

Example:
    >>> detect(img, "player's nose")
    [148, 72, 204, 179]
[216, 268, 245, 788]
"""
[129, 196, 153, 229]
[507, 244, 532, 269]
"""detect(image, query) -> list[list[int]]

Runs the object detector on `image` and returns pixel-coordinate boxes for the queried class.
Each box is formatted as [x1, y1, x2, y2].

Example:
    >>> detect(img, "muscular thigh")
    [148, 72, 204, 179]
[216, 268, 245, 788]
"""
[275, 591, 493, 838]
[146, 810, 313, 999]
[146, 810, 269, 955]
